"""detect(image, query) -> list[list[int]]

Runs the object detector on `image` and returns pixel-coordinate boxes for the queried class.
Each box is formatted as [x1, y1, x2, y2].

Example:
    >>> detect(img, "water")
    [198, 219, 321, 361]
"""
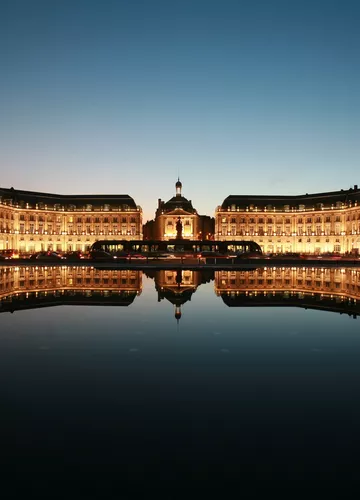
[1, 266, 360, 488]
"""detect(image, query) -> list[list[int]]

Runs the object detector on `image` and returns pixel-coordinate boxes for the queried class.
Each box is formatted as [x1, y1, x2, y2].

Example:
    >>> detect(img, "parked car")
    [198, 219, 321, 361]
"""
[63, 251, 85, 261]
[0, 249, 19, 259]
[315, 253, 342, 260]
[29, 251, 64, 260]
[283, 252, 301, 259]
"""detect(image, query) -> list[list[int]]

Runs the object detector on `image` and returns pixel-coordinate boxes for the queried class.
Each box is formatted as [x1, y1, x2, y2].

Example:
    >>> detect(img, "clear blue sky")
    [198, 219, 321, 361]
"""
[1, 0, 359, 222]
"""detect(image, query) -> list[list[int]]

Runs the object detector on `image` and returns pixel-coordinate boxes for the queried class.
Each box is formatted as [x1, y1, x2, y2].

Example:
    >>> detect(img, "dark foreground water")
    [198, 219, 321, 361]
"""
[1, 267, 360, 489]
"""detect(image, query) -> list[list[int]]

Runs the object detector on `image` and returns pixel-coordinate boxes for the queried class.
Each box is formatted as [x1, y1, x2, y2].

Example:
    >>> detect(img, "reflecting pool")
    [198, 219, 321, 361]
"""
[1, 266, 360, 485]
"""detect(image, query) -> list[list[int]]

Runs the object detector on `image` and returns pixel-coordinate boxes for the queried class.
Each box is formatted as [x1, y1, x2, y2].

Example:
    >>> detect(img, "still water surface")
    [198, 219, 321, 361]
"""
[1, 266, 360, 483]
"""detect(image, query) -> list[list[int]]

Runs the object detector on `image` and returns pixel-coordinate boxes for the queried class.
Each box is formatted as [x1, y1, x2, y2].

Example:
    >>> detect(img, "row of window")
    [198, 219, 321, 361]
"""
[0, 212, 139, 223]
[0, 279, 139, 289]
[218, 229, 349, 236]
[219, 269, 352, 277]
[15, 215, 138, 223]
[0, 203, 135, 211]
[226, 201, 354, 211]
[220, 215, 352, 224]
[1, 225, 139, 234]
[218, 280, 358, 290]
[167, 220, 191, 226]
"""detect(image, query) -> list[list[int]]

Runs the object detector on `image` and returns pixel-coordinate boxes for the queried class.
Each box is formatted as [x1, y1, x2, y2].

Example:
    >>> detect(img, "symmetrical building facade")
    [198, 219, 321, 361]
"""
[2, 182, 360, 255]
[216, 186, 360, 254]
[0, 187, 142, 253]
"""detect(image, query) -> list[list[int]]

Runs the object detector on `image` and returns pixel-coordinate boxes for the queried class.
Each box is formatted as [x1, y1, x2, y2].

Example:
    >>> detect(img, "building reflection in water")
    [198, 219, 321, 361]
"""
[145, 269, 214, 322]
[1, 266, 360, 318]
[0, 266, 142, 313]
[215, 267, 360, 318]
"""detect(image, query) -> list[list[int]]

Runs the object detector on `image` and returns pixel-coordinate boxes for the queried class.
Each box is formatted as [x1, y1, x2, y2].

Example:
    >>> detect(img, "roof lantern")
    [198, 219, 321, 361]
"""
[176, 178, 182, 196]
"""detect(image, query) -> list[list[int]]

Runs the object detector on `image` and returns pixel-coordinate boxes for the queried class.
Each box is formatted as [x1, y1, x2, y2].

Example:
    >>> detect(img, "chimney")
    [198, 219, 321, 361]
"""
[158, 198, 162, 208]
[354, 185, 358, 191]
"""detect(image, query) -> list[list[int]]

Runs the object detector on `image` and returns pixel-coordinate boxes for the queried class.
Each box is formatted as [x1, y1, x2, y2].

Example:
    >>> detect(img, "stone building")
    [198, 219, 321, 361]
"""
[0, 187, 142, 254]
[143, 179, 214, 240]
[215, 186, 360, 254]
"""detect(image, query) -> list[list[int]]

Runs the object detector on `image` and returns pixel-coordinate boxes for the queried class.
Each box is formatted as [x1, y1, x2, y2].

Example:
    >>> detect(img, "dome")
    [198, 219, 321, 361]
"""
[176, 179, 182, 188]
[162, 195, 195, 212]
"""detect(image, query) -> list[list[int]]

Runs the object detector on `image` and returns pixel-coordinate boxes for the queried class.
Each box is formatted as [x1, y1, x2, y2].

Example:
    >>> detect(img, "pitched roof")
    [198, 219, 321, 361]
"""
[0, 187, 138, 210]
[221, 187, 360, 210]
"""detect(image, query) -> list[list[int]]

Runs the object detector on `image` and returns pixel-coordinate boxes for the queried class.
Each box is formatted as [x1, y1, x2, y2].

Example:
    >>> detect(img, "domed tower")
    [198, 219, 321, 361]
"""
[175, 178, 182, 197]
[153, 178, 206, 240]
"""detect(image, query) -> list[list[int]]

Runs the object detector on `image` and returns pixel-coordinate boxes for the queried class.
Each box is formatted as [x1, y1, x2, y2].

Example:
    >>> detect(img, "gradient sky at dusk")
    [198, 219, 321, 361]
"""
[1, 0, 359, 222]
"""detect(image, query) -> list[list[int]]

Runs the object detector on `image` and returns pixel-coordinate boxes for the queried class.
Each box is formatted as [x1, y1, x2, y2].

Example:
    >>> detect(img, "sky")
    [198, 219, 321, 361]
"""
[1, 0, 359, 222]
